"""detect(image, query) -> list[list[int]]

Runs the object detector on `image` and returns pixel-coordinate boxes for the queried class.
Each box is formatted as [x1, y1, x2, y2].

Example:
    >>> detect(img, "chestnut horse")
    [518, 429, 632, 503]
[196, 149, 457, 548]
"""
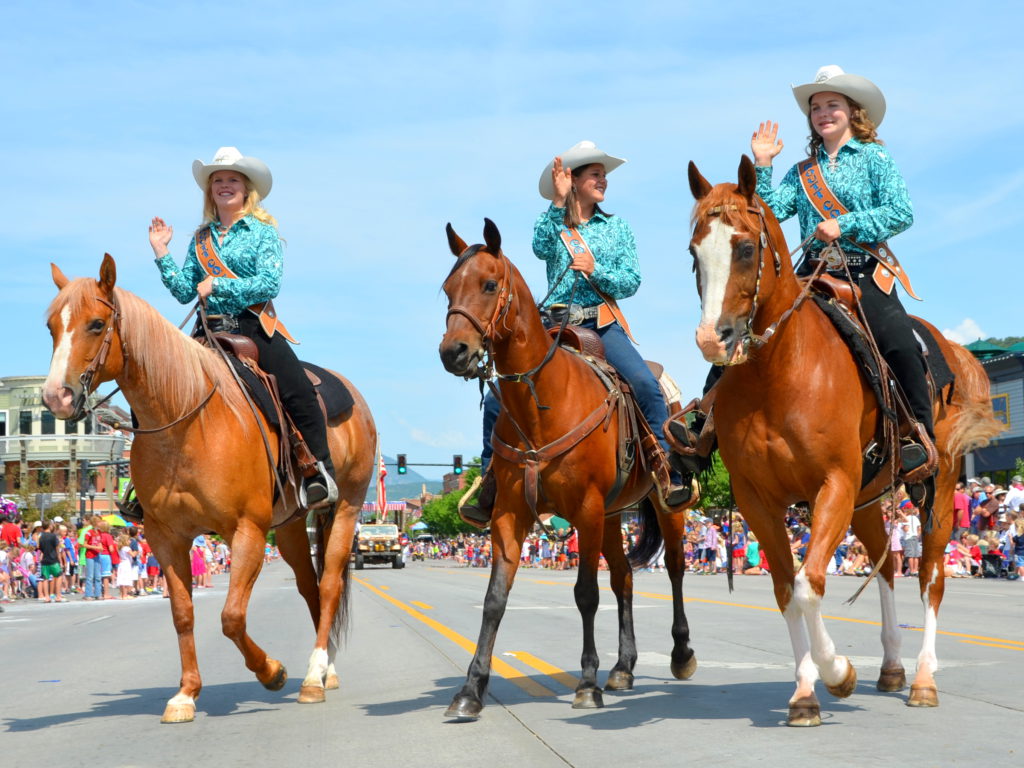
[686, 158, 1003, 726]
[438, 220, 697, 719]
[42, 255, 376, 723]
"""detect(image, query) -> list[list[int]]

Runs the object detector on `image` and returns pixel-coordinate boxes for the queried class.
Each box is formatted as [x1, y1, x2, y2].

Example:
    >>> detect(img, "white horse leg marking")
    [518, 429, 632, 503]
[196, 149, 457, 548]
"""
[916, 565, 941, 678]
[303, 647, 328, 688]
[795, 570, 849, 686]
[782, 599, 817, 699]
[167, 692, 195, 707]
[877, 578, 902, 669]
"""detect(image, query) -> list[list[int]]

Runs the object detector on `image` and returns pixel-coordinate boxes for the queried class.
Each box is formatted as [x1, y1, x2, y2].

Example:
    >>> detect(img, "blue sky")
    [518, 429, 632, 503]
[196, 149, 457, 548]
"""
[3, 1, 1019, 479]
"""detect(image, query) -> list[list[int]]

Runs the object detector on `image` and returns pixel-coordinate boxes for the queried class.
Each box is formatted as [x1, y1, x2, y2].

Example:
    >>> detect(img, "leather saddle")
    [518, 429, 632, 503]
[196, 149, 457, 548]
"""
[545, 325, 681, 509]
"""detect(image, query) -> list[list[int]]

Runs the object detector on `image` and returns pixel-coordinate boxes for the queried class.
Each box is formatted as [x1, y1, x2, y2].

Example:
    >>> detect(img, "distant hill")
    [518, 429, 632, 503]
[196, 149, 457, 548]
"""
[363, 455, 444, 503]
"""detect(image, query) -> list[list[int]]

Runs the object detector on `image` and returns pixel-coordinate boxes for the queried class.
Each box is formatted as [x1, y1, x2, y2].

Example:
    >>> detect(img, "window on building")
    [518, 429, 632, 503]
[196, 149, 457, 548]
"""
[84, 416, 93, 435]
[64, 419, 77, 435]
[41, 411, 56, 435]
[0, 411, 6, 436]
[19, 411, 32, 435]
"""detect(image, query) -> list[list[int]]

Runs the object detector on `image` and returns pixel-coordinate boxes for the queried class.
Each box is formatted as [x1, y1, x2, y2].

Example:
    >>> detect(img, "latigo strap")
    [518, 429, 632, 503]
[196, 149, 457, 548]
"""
[559, 226, 637, 341]
[195, 229, 299, 342]
[796, 158, 921, 300]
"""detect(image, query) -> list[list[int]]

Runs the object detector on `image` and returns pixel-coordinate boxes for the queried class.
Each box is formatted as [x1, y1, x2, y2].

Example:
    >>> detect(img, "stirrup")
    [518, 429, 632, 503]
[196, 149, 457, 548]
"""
[301, 461, 338, 510]
[116, 483, 144, 522]
[458, 472, 495, 529]
[899, 425, 938, 485]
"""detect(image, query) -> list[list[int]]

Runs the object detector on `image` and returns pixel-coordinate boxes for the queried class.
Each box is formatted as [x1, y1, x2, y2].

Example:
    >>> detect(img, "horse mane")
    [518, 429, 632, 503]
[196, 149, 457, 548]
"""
[47, 278, 248, 429]
[690, 183, 761, 234]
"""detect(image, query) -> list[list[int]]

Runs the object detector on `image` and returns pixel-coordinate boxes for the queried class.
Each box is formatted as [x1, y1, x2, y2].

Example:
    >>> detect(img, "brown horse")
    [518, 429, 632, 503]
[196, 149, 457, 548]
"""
[686, 158, 1003, 726]
[42, 255, 376, 723]
[438, 220, 697, 719]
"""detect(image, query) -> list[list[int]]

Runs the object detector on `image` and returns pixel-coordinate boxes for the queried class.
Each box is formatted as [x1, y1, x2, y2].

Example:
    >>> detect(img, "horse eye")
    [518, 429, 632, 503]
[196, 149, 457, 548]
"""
[483, 280, 498, 293]
[738, 242, 756, 261]
[87, 319, 105, 333]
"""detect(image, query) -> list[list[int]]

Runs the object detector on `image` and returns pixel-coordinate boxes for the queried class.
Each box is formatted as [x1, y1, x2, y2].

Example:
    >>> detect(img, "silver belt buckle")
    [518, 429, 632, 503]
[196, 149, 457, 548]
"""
[568, 304, 585, 325]
[820, 245, 844, 270]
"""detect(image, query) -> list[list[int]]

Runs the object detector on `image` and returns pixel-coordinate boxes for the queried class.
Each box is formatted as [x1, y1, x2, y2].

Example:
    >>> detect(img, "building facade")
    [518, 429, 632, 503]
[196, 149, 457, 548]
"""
[0, 375, 127, 517]
[968, 350, 1024, 479]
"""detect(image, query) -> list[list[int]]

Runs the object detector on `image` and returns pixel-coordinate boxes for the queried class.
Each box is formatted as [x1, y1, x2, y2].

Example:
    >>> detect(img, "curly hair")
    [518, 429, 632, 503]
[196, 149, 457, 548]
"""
[806, 95, 882, 157]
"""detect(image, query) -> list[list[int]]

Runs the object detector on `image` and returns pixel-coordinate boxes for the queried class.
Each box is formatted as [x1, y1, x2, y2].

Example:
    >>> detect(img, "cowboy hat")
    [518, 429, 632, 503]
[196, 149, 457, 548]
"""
[192, 147, 273, 199]
[792, 65, 886, 127]
[538, 140, 626, 201]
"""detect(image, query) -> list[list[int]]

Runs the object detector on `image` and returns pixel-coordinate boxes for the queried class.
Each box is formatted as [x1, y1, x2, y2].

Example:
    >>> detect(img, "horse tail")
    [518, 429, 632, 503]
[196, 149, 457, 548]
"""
[627, 496, 664, 569]
[945, 342, 1004, 455]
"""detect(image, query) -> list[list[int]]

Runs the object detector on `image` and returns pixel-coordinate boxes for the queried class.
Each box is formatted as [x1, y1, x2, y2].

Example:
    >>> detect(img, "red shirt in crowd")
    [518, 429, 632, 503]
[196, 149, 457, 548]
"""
[953, 491, 971, 529]
[84, 527, 102, 559]
[0, 521, 21, 546]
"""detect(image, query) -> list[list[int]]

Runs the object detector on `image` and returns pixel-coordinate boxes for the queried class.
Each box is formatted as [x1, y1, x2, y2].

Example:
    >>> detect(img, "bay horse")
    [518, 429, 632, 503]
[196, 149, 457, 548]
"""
[42, 255, 376, 723]
[438, 219, 697, 719]
[686, 157, 1003, 726]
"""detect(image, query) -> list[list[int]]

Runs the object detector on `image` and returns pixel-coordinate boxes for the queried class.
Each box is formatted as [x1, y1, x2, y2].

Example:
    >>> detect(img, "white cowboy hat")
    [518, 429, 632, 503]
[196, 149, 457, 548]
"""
[192, 146, 273, 199]
[791, 65, 886, 127]
[538, 140, 626, 201]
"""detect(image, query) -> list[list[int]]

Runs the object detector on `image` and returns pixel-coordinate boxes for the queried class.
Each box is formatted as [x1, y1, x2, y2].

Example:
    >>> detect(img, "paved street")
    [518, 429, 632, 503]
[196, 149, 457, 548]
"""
[2, 560, 1021, 767]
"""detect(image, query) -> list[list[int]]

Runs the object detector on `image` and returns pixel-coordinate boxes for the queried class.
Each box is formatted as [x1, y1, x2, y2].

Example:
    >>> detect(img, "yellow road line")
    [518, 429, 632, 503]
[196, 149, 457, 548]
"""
[542, 580, 1024, 649]
[507, 651, 578, 690]
[352, 576, 556, 698]
[958, 639, 1024, 652]
[410, 601, 433, 611]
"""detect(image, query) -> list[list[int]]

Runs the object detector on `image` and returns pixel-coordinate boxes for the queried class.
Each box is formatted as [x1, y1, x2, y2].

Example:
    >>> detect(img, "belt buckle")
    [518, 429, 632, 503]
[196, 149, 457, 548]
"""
[820, 245, 844, 270]
[567, 304, 584, 325]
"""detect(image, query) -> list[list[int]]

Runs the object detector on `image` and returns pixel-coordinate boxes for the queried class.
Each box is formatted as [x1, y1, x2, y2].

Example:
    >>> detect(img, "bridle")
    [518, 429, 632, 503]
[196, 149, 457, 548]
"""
[68, 294, 128, 423]
[695, 201, 818, 364]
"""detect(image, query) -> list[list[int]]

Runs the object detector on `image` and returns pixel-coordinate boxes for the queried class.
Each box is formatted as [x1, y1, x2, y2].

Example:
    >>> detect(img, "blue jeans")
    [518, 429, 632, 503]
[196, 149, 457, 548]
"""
[481, 320, 672, 473]
[85, 557, 101, 599]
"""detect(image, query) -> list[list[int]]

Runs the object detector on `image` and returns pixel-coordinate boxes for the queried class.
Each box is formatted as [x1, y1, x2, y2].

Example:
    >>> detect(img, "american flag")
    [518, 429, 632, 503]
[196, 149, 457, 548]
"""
[376, 452, 387, 521]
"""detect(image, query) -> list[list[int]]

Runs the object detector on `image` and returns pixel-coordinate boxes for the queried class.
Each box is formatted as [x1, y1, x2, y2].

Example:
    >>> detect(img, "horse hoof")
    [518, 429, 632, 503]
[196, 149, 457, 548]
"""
[671, 654, 698, 680]
[907, 683, 939, 708]
[825, 659, 857, 699]
[572, 688, 604, 709]
[787, 696, 821, 727]
[876, 667, 906, 692]
[444, 695, 483, 720]
[324, 673, 340, 690]
[161, 698, 196, 724]
[605, 670, 634, 691]
[262, 661, 288, 691]
[297, 684, 326, 704]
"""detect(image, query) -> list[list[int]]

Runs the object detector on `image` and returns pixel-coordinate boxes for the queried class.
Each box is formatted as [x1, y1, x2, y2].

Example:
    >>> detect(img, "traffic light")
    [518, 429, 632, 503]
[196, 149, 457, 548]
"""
[397, 454, 407, 474]
[453, 455, 463, 474]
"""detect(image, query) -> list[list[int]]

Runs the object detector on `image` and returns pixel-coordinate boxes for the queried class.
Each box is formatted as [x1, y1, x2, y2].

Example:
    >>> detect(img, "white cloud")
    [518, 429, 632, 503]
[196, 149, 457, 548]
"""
[942, 318, 986, 345]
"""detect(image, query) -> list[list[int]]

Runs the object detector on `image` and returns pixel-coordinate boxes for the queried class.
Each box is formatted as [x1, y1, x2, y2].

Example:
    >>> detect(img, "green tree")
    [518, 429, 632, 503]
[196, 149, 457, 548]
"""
[420, 465, 481, 538]
[698, 453, 733, 512]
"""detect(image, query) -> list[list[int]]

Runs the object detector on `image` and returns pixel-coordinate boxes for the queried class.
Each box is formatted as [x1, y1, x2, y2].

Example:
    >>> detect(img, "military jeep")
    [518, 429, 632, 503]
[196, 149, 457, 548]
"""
[353, 524, 405, 569]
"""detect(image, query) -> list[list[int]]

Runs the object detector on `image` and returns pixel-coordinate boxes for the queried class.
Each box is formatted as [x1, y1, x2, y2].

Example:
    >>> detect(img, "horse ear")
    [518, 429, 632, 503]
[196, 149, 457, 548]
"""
[446, 223, 468, 257]
[51, 263, 70, 290]
[688, 161, 713, 200]
[482, 218, 501, 256]
[737, 155, 757, 201]
[98, 253, 117, 294]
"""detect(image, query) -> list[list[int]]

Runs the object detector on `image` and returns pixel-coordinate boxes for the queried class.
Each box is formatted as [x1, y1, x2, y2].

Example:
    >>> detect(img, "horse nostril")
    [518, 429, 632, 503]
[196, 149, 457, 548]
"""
[718, 326, 734, 345]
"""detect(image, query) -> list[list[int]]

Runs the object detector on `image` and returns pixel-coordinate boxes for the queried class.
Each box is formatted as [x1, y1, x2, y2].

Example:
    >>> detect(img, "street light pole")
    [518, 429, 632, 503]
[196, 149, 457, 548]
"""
[88, 485, 96, 517]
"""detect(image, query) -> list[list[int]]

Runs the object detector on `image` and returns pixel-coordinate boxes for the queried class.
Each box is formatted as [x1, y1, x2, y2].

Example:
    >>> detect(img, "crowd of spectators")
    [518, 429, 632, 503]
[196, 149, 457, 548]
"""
[0, 510, 236, 609]
[402, 475, 1024, 582]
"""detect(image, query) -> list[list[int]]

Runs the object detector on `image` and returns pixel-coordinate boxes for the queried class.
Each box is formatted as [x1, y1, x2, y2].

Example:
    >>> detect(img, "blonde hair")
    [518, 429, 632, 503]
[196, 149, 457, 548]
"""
[806, 95, 882, 157]
[199, 173, 278, 231]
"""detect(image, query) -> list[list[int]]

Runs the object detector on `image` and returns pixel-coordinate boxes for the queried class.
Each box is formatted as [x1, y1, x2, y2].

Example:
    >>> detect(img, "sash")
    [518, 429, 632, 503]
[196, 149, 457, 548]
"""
[796, 157, 921, 300]
[195, 229, 298, 343]
[558, 226, 637, 342]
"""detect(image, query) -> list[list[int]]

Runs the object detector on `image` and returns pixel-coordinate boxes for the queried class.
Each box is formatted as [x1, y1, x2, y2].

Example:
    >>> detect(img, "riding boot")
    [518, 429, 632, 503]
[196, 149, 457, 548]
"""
[458, 470, 496, 529]
[116, 482, 144, 523]
[665, 389, 718, 478]
[888, 349, 938, 484]
[303, 457, 338, 510]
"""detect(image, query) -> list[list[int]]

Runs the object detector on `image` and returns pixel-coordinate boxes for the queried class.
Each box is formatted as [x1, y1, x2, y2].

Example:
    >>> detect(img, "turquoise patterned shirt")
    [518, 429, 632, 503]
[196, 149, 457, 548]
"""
[532, 204, 640, 307]
[155, 215, 284, 316]
[755, 137, 913, 258]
